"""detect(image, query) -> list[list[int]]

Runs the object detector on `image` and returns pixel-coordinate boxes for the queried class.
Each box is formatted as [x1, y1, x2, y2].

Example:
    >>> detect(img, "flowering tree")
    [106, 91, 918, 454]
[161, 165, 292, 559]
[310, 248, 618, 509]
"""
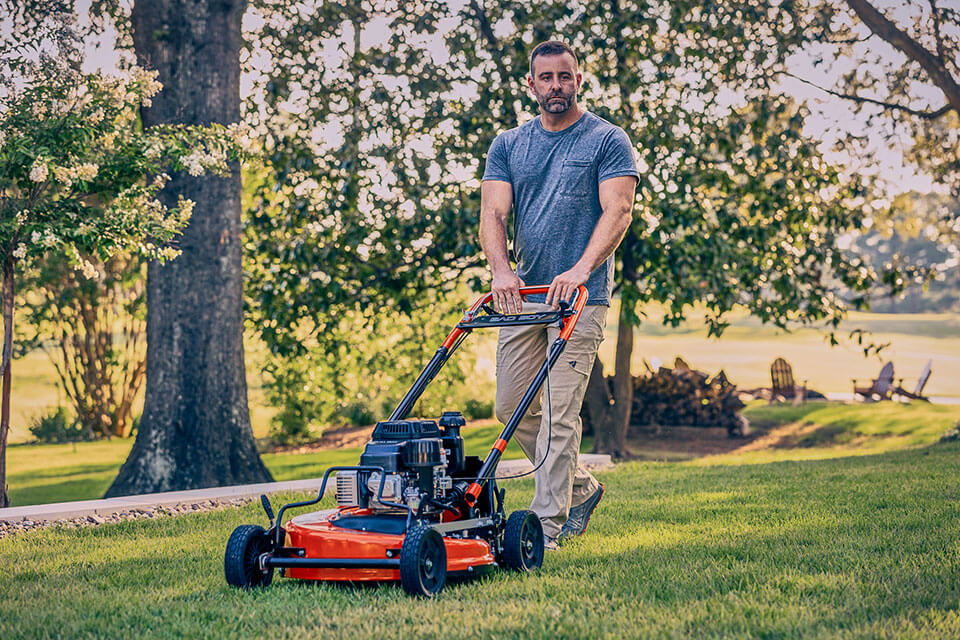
[0, 48, 240, 505]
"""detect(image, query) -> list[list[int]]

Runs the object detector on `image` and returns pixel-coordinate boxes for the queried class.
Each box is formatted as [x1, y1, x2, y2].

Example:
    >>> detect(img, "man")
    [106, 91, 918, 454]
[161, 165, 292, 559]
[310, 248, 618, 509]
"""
[479, 41, 639, 549]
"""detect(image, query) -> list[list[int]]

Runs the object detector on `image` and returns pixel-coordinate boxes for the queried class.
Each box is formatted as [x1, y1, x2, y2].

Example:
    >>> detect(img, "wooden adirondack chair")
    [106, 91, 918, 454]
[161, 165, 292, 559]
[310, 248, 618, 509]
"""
[852, 362, 901, 401]
[770, 357, 806, 405]
[895, 360, 932, 402]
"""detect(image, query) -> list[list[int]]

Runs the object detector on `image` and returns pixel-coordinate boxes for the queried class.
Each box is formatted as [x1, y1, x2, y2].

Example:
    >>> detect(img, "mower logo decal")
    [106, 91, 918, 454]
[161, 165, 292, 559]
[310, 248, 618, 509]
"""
[569, 360, 577, 369]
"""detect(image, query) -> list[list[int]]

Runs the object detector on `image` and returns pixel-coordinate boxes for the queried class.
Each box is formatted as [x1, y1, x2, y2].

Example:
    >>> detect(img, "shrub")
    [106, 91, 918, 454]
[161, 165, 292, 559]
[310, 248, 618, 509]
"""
[29, 407, 85, 443]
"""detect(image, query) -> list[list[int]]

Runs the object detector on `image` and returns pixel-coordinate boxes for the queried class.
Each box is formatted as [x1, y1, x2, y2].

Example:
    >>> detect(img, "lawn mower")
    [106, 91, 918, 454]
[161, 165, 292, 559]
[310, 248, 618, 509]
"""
[225, 284, 587, 597]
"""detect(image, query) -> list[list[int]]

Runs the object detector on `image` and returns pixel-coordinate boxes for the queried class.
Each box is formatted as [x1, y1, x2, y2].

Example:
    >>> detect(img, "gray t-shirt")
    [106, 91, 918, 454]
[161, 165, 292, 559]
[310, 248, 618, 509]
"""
[482, 111, 639, 305]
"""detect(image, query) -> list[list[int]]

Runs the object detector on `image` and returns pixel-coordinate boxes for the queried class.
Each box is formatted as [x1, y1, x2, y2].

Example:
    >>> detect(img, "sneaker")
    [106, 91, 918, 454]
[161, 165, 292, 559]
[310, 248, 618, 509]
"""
[559, 484, 604, 541]
[543, 534, 560, 551]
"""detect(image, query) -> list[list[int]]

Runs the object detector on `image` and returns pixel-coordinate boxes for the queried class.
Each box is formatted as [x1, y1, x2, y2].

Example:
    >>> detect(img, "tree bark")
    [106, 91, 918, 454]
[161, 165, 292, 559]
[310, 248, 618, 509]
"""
[106, 0, 271, 496]
[588, 300, 635, 459]
[0, 256, 13, 507]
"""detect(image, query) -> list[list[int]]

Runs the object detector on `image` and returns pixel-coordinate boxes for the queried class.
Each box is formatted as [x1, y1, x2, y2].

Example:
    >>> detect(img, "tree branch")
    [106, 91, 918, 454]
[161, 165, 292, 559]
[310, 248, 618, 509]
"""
[929, 0, 946, 61]
[783, 71, 954, 119]
[844, 0, 960, 111]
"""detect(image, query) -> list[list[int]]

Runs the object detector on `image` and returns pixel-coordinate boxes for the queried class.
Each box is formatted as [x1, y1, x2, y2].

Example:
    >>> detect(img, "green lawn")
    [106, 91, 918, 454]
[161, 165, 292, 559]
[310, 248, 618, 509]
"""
[2, 440, 959, 639]
[6, 420, 530, 507]
[7, 402, 960, 509]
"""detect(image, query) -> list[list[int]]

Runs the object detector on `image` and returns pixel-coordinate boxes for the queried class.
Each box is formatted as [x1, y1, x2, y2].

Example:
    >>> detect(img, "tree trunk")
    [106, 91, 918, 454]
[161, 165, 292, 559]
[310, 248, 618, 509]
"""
[106, 0, 271, 496]
[588, 300, 635, 459]
[0, 256, 13, 507]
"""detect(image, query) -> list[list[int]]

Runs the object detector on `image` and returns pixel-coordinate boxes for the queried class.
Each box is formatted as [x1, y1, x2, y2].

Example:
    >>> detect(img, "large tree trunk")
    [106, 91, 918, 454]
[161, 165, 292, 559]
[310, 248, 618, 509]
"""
[106, 0, 271, 496]
[0, 256, 13, 507]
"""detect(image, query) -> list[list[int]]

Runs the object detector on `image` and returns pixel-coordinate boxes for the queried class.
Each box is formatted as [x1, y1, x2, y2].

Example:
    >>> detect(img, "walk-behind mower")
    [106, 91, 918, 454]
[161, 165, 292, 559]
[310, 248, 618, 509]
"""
[225, 284, 587, 597]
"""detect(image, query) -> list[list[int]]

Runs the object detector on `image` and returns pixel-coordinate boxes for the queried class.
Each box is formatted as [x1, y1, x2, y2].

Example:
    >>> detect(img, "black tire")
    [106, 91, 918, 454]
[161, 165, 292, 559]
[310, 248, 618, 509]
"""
[399, 525, 447, 597]
[501, 510, 543, 572]
[225, 524, 274, 589]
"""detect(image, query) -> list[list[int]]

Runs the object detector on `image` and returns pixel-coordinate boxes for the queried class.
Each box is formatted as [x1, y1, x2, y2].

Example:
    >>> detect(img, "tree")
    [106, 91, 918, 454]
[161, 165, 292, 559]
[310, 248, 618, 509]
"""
[247, 0, 917, 459]
[105, 0, 271, 496]
[19, 252, 146, 439]
[781, 1, 959, 236]
[0, 3, 231, 504]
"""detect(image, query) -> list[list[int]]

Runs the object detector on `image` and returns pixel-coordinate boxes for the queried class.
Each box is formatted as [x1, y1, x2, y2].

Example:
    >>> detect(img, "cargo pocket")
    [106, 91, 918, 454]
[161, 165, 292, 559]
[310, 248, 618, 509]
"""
[559, 159, 594, 198]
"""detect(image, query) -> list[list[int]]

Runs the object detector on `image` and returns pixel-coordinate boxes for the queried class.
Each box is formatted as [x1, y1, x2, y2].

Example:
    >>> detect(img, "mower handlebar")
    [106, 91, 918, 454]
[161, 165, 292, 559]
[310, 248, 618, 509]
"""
[443, 284, 588, 348]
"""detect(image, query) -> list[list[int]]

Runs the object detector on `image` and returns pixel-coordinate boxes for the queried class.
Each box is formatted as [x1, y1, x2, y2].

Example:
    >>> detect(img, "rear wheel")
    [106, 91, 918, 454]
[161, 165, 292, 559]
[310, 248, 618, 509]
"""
[225, 524, 274, 588]
[501, 510, 543, 572]
[399, 525, 447, 597]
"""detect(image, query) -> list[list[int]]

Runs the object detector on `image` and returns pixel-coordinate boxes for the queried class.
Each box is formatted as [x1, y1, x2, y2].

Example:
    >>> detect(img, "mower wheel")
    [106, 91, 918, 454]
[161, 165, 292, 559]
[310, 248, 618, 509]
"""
[399, 525, 447, 597]
[225, 524, 274, 589]
[501, 510, 544, 572]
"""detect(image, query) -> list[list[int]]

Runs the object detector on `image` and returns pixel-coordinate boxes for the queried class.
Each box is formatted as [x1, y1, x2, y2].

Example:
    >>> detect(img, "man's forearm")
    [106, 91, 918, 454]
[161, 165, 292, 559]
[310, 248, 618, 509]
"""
[479, 210, 513, 275]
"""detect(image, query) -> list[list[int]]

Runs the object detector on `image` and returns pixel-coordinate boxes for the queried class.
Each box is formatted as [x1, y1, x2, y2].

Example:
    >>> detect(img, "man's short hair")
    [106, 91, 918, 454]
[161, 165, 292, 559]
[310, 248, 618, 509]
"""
[529, 41, 579, 77]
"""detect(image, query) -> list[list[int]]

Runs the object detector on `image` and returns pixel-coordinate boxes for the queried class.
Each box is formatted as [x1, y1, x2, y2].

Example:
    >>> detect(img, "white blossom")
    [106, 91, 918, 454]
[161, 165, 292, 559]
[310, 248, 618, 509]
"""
[42, 230, 59, 248]
[15, 210, 28, 225]
[0, 129, 5, 148]
[75, 162, 98, 181]
[151, 173, 170, 189]
[77, 259, 98, 280]
[178, 198, 195, 218]
[29, 157, 49, 182]
[12, 244, 26, 259]
[182, 149, 205, 176]
[31, 230, 42, 244]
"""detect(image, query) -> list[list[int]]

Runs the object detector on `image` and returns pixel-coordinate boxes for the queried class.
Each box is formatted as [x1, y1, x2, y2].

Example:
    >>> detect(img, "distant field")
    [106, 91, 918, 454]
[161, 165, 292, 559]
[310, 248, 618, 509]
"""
[7, 307, 958, 445]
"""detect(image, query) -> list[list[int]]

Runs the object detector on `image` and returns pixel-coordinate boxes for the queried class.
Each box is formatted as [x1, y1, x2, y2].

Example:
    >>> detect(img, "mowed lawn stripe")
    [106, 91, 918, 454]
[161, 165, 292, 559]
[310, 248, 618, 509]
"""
[1, 442, 958, 639]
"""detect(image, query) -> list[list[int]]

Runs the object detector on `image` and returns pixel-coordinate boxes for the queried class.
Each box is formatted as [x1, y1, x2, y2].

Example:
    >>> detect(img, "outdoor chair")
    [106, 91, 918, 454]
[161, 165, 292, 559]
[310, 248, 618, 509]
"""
[852, 361, 901, 402]
[769, 357, 807, 405]
[894, 359, 933, 402]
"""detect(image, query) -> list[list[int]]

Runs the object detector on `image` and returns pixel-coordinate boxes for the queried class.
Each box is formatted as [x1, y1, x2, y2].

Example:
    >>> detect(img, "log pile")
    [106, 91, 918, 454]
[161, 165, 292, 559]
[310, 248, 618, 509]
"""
[631, 358, 748, 436]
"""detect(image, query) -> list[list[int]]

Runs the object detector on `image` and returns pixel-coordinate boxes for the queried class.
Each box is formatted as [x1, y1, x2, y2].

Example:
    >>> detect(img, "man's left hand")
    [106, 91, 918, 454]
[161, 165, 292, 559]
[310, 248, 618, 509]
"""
[545, 265, 591, 309]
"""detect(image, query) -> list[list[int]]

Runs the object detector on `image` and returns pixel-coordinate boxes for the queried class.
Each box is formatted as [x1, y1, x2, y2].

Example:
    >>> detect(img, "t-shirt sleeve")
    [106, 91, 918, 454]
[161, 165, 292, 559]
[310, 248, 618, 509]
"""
[598, 127, 640, 184]
[482, 133, 512, 183]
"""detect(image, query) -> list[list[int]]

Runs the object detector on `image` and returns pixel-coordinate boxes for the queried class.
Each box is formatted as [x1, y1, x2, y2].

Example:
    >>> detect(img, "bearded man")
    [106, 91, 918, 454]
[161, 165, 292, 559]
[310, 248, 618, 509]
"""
[479, 40, 639, 549]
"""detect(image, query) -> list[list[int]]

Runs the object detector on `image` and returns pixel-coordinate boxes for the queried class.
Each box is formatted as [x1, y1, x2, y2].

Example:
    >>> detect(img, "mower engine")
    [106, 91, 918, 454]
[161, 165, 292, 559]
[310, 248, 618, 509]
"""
[335, 411, 470, 514]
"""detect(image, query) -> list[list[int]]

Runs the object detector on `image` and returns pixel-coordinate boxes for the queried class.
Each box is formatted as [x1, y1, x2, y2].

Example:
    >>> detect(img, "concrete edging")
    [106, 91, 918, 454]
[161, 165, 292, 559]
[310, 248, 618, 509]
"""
[0, 453, 613, 523]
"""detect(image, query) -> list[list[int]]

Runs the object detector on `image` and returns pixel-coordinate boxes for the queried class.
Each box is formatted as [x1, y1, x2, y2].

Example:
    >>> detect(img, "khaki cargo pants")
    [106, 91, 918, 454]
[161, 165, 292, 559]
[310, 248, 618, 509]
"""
[495, 302, 607, 538]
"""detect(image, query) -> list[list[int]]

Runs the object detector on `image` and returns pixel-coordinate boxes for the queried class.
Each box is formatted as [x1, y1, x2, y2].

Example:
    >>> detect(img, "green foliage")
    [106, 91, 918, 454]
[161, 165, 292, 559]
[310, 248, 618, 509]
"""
[244, 0, 920, 386]
[261, 289, 481, 444]
[28, 406, 83, 443]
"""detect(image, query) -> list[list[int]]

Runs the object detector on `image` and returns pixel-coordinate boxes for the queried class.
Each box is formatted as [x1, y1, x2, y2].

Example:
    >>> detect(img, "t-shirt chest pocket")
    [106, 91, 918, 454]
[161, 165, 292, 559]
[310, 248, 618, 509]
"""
[559, 158, 594, 198]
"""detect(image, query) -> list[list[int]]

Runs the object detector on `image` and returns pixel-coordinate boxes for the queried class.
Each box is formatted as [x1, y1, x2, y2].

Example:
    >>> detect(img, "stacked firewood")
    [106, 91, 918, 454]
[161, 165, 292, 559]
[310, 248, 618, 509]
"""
[631, 358, 747, 436]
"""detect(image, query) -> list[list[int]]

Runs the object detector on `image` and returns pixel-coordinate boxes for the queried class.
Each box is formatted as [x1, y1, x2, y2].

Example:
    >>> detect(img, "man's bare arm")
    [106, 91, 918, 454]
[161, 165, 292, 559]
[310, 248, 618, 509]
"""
[479, 179, 525, 314]
[545, 175, 638, 308]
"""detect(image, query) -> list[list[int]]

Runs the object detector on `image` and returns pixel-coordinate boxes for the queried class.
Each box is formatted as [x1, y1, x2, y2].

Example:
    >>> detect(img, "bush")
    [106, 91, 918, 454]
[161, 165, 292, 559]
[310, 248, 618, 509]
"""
[463, 397, 494, 420]
[29, 407, 85, 443]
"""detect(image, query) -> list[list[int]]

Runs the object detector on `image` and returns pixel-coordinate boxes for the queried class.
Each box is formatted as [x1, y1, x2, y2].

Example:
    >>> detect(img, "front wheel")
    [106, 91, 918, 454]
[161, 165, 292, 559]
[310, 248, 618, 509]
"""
[225, 524, 274, 589]
[501, 510, 543, 572]
[399, 525, 447, 597]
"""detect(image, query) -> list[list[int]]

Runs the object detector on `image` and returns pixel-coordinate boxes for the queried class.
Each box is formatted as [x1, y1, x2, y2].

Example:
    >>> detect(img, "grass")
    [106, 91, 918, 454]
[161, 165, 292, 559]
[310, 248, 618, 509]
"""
[2, 440, 959, 639]
[6, 421, 531, 507]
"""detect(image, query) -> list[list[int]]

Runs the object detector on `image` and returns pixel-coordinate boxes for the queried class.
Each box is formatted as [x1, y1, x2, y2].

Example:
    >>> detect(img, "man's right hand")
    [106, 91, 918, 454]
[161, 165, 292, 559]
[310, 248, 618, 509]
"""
[491, 271, 525, 315]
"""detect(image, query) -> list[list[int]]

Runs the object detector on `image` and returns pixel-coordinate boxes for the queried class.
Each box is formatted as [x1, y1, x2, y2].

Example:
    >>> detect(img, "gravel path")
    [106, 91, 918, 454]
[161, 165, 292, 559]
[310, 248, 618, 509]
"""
[0, 497, 254, 540]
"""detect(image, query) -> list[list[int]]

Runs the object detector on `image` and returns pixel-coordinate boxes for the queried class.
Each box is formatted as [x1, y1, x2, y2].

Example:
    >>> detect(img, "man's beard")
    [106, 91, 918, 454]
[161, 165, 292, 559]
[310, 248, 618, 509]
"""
[534, 87, 575, 114]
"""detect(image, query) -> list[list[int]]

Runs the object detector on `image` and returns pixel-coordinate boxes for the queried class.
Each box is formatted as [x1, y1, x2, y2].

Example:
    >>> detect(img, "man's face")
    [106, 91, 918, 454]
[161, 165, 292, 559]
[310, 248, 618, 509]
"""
[528, 53, 580, 115]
